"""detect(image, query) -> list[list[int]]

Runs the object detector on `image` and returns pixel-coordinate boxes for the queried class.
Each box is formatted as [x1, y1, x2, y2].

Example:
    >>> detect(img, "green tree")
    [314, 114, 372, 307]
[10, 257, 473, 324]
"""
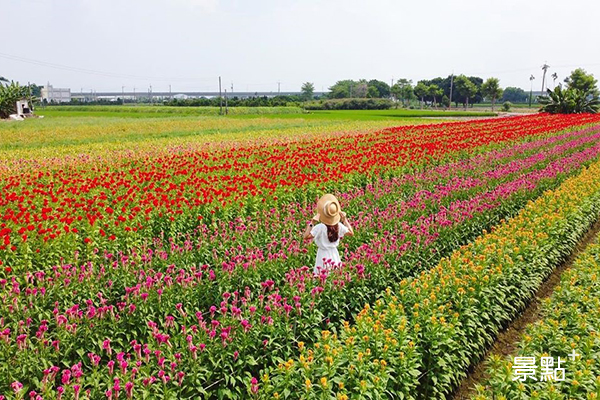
[391, 79, 414, 107]
[328, 80, 354, 98]
[367, 79, 391, 98]
[481, 77, 504, 111]
[538, 85, 599, 114]
[300, 82, 315, 101]
[502, 87, 528, 103]
[353, 81, 368, 98]
[564, 68, 599, 96]
[414, 82, 429, 109]
[427, 84, 443, 108]
[455, 75, 478, 109]
[366, 86, 379, 98]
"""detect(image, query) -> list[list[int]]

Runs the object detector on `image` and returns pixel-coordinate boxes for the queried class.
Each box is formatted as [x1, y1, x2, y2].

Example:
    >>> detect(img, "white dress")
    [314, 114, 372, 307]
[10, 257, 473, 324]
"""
[310, 222, 349, 273]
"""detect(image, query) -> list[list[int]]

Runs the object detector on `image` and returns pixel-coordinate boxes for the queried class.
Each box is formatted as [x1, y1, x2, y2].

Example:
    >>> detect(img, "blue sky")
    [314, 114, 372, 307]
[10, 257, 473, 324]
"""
[2, 0, 599, 92]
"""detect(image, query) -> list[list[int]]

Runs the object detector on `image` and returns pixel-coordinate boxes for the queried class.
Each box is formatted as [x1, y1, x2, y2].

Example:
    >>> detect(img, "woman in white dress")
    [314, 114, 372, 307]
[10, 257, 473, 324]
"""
[302, 194, 354, 274]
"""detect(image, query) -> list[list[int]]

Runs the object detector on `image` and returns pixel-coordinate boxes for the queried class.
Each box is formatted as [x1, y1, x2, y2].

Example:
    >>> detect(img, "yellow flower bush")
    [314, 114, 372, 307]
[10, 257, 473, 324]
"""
[474, 237, 600, 399]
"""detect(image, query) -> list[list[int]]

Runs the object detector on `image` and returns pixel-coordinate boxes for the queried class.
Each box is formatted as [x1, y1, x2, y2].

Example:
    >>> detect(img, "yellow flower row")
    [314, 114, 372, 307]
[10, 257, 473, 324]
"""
[474, 237, 600, 399]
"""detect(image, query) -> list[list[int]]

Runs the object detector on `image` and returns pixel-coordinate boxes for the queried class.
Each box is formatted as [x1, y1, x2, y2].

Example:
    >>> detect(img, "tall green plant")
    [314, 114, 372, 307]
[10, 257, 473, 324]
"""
[0, 81, 32, 118]
[538, 85, 600, 114]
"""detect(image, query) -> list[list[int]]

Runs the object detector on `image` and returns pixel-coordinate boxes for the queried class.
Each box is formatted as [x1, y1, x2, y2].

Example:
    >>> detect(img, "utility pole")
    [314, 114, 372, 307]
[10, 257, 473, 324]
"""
[277, 81, 281, 95]
[529, 75, 535, 108]
[169, 84, 172, 100]
[133, 87, 136, 103]
[122, 86, 125, 104]
[231, 82, 233, 93]
[541, 62, 550, 93]
[224, 89, 228, 115]
[219, 76, 223, 115]
[449, 73, 454, 109]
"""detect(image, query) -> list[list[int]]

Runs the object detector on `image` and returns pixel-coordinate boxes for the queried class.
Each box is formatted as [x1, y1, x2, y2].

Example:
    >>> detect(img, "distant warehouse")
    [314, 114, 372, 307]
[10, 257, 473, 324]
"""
[41, 84, 71, 103]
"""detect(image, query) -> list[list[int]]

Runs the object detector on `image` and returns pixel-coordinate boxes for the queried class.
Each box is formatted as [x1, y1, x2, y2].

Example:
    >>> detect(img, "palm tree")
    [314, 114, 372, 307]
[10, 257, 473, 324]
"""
[551, 73, 558, 88]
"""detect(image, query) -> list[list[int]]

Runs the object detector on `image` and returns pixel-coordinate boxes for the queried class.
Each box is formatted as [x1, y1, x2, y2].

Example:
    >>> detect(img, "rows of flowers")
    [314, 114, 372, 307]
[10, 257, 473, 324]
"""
[3, 122, 600, 398]
[3, 114, 600, 271]
[0, 118, 415, 175]
[472, 238, 600, 400]
[259, 156, 600, 399]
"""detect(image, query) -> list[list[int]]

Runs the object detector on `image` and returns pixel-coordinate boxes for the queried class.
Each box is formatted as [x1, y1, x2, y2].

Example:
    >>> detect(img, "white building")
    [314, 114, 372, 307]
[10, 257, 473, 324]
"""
[41, 84, 71, 103]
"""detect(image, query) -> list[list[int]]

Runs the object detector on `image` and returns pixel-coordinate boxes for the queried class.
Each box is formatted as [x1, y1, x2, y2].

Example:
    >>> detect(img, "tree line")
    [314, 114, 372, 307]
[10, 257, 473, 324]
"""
[322, 76, 510, 111]
[2, 69, 597, 114]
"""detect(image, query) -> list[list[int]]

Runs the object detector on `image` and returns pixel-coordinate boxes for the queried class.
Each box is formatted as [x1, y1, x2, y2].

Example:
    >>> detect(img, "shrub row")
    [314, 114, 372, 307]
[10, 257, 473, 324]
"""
[304, 98, 394, 110]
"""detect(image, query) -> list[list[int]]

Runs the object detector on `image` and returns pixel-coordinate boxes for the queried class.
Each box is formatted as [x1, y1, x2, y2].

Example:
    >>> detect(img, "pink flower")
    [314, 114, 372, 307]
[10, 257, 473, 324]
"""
[107, 360, 115, 375]
[73, 385, 81, 400]
[125, 382, 134, 399]
[102, 339, 112, 355]
[61, 370, 71, 385]
[11, 381, 23, 393]
[250, 377, 259, 394]
[240, 319, 252, 332]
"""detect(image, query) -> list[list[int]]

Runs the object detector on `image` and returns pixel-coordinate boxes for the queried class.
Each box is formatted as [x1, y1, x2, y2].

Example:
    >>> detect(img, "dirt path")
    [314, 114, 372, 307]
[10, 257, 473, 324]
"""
[452, 218, 600, 400]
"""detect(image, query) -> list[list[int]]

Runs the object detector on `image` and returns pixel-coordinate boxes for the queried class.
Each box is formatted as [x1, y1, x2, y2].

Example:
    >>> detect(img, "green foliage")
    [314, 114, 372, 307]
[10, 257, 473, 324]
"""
[163, 95, 302, 108]
[565, 68, 599, 96]
[475, 238, 600, 399]
[366, 85, 379, 98]
[481, 77, 503, 111]
[367, 79, 391, 98]
[454, 75, 478, 108]
[391, 79, 415, 106]
[502, 86, 529, 103]
[502, 101, 512, 112]
[0, 80, 32, 118]
[304, 98, 394, 110]
[538, 85, 600, 114]
[413, 82, 429, 108]
[300, 82, 314, 101]
[427, 84, 443, 107]
[328, 79, 390, 99]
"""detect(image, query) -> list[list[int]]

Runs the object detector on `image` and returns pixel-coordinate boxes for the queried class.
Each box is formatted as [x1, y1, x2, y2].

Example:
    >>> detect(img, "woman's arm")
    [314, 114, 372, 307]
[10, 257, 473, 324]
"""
[340, 212, 354, 236]
[302, 216, 320, 241]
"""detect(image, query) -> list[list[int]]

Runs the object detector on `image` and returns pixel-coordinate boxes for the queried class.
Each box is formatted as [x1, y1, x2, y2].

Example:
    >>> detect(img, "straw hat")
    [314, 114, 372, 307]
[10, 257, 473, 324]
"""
[313, 194, 342, 225]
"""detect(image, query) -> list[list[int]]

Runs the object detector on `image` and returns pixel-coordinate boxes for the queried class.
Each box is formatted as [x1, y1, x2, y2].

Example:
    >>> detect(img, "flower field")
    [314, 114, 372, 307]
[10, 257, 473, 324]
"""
[473, 238, 600, 400]
[2, 113, 600, 399]
[262, 153, 600, 399]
